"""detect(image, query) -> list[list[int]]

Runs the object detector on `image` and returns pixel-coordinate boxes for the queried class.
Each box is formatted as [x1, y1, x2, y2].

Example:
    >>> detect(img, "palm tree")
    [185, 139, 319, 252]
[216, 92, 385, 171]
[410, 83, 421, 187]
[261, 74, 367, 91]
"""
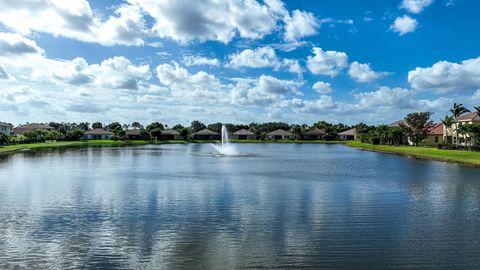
[449, 103, 470, 146]
[449, 103, 470, 117]
[290, 125, 303, 140]
[354, 123, 369, 143]
[390, 127, 404, 145]
[475, 106, 480, 117]
[131, 122, 143, 129]
[441, 114, 455, 146]
[473, 107, 480, 145]
[457, 124, 469, 146]
[375, 125, 390, 145]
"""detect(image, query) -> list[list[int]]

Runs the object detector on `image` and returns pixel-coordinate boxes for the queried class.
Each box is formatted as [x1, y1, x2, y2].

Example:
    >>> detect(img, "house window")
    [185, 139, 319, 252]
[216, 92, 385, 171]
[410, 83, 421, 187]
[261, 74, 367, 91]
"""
[435, 136, 439, 143]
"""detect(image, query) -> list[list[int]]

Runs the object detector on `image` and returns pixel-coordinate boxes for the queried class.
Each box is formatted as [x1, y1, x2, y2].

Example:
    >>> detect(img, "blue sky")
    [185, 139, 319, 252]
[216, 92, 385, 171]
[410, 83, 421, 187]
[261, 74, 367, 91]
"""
[0, 0, 479, 126]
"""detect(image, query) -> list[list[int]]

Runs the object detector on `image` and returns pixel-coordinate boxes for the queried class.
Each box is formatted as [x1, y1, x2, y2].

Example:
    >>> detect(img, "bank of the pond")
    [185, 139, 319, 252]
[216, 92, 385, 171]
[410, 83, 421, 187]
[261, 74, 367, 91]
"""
[345, 141, 480, 166]
[0, 140, 152, 155]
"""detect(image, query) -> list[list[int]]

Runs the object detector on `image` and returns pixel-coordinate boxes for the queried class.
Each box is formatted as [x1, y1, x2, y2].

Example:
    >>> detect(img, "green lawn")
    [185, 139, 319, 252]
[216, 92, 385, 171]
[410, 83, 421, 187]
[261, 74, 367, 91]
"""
[0, 141, 86, 154]
[345, 141, 480, 166]
[0, 140, 151, 155]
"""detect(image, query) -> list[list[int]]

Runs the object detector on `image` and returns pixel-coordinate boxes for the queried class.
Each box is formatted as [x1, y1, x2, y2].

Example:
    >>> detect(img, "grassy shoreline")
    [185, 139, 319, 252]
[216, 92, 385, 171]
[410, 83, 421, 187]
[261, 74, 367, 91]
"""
[344, 141, 480, 166]
[2, 140, 479, 167]
[0, 140, 151, 155]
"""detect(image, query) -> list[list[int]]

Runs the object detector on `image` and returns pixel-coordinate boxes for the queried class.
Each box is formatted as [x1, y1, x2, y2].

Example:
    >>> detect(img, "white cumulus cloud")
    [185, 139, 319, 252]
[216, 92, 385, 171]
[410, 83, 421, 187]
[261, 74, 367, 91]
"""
[0, 0, 148, 46]
[32, 56, 151, 90]
[283, 59, 303, 79]
[0, 85, 51, 116]
[129, 0, 278, 44]
[400, 0, 434, 13]
[408, 57, 480, 92]
[390, 15, 418, 35]
[228, 47, 303, 78]
[156, 61, 228, 103]
[307, 47, 349, 77]
[0, 32, 44, 56]
[182, 55, 220, 67]
[354, 86, 416, 109]
[228, 46, 281, 69]
[231, 75, 302, 106]
[283, 10, 320, 42]
[348, 61, 387, 83]
[312, 81, 333, 94]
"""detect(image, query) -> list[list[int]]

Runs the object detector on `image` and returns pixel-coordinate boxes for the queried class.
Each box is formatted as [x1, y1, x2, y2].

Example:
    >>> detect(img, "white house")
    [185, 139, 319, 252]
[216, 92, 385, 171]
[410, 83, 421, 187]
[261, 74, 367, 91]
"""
[13, 123, 54, 135]
[232, 129, 256, 140]
[0, 122, 13, 135]
[444, 112, 480, 146]
[83, 128, 114, 140]
[266, 129, 294, 140]
[338, 128, 357, 140]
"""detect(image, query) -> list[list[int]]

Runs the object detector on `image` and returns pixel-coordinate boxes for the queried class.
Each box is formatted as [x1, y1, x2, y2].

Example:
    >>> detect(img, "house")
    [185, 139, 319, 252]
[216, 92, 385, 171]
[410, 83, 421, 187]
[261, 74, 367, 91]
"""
[83, 129, 114, 140]
[160, 129, 181, 140]
[13, 123, 54, 135]
[388, 120, 409, 145]
[338, 128, 357, 140]
[388, 120, 407, 128]
[444, 112, 480, 145]
[125, 129, 142, 140]
[192, 128, 220, 140]
[231, 129, 256, 140]
[302, 128, 326, 140]
[0, 122, 13, 135]
[390, 120, 444, 146]
[424, 123, 444, 146]
[267, 129, 294, 140]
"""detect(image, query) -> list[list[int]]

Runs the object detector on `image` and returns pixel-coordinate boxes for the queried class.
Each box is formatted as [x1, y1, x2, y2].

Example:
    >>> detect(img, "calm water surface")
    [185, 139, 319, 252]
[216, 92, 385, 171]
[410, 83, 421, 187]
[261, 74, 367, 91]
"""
[0, 143, 479, 269]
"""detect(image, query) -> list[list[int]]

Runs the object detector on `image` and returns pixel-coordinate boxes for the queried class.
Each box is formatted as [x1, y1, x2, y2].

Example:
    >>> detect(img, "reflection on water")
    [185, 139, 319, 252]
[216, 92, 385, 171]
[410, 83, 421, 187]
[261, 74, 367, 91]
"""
[0, 143, 479, 269]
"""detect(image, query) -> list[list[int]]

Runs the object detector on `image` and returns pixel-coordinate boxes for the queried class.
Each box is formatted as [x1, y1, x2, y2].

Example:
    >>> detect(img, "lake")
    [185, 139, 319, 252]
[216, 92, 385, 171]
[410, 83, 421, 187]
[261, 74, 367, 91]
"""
[0, 143, 479, 269]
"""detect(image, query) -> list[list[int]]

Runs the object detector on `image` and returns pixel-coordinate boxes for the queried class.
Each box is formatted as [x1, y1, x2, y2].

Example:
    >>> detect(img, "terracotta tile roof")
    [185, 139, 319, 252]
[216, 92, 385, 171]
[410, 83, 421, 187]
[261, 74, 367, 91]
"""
[428, 123, 444, 135]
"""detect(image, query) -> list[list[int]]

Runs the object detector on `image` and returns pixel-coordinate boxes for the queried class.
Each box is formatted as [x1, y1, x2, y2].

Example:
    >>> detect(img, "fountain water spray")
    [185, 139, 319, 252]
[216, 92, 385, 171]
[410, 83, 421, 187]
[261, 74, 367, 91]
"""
[212, 125, 238, 156]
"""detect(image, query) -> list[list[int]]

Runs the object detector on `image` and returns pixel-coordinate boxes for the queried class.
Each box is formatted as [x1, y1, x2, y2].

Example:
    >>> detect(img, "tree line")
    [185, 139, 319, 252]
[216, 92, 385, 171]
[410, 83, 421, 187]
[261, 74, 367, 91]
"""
[0, 120, 354, 144]
[355, 103, 480, 148]
[1, 103, 479, 148]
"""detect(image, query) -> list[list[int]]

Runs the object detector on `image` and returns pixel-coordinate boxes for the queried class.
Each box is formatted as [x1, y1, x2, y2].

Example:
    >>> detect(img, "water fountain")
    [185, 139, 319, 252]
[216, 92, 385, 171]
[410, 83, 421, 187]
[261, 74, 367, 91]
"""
[212, 125, 238, 156]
